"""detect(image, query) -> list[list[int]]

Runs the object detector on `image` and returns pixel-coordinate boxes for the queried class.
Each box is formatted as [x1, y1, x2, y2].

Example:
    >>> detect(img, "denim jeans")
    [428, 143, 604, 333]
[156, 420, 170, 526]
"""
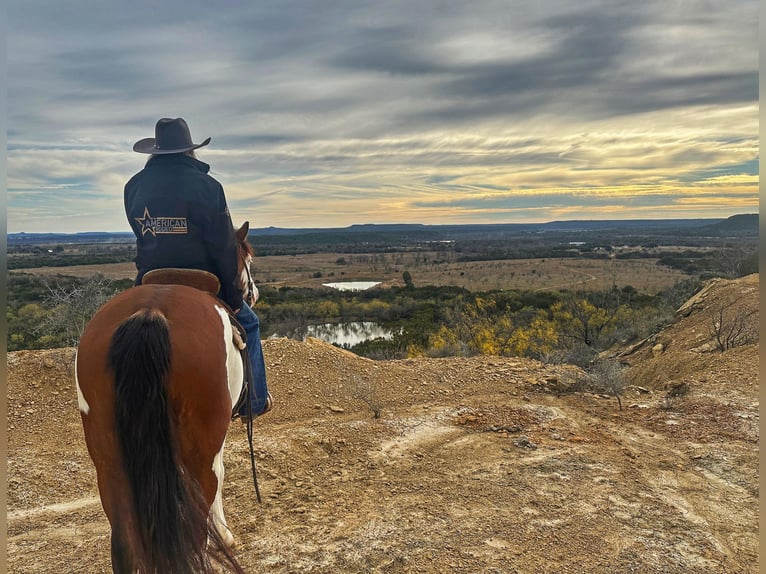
[235, 304, 270, 416]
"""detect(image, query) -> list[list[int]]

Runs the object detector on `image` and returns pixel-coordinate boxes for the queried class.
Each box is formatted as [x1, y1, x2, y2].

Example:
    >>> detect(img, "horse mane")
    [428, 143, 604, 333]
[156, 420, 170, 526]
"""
[239, 234, 254, 258]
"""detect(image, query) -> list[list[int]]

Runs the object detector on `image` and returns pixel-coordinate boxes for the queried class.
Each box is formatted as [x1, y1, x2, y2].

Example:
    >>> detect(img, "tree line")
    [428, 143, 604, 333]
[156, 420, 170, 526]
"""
[9, 267, 757, 373]
[6, 270, 697, 366]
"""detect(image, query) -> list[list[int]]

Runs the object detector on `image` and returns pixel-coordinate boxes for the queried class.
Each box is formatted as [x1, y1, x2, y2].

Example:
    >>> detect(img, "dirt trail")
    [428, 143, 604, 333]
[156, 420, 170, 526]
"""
[534, 263, 597, 291]
[7, 275, 759, 573]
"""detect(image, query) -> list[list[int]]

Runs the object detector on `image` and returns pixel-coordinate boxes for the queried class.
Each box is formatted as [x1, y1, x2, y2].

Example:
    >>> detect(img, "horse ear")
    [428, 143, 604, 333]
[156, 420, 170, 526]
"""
[235, 222, 249, 242]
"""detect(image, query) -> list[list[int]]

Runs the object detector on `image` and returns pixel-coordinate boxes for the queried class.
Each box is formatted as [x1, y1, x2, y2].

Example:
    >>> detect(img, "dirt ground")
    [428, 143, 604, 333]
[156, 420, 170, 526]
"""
[6, 275, 759, 573]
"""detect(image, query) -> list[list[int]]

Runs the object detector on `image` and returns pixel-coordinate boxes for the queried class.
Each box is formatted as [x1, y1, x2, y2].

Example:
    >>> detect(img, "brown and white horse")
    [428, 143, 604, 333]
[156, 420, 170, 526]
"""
[75, 223, 256, 573]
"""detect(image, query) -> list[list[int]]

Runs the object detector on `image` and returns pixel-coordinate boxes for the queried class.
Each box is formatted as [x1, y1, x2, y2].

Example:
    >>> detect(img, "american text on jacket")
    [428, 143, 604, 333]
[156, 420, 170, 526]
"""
[134, 207, 188, 236]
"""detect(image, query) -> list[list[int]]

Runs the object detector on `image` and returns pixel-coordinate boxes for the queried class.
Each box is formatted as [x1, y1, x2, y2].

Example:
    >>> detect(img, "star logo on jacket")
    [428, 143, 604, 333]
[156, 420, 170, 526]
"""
[135, 207, 157, 236]
[134, 207, 188, 236]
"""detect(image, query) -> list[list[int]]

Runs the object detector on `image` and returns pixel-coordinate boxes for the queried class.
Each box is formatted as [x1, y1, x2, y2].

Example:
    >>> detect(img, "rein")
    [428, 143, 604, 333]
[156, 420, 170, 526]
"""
[238, 252, 262, 503]
[243, 357, 263, 503]
[245, 395, 263, 504]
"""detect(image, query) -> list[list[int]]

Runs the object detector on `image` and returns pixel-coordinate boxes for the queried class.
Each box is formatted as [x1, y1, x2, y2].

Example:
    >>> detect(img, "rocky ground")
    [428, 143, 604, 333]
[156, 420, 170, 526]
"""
[6, 275, 759, 573]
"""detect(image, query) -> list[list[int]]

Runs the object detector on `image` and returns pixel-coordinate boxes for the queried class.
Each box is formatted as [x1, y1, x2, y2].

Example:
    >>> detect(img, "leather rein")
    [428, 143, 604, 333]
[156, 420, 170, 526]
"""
[238, 251, 262, 503]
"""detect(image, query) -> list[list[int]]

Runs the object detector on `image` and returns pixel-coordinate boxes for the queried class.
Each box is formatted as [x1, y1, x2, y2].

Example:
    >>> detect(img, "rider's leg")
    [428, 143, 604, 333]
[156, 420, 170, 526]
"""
[234, 304, 272, 417]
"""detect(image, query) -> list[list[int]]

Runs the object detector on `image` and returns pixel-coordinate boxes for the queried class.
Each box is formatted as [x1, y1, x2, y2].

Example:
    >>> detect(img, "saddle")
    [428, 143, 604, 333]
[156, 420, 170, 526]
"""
[140, 268, 249, 416]
[142, 267, 221, 296]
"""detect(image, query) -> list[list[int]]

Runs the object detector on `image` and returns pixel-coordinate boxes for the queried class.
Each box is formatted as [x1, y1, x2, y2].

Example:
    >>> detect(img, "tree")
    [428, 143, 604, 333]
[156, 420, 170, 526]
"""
[37, 274, 119, 347]
[709, 303, 758, 352]
[7, 303, 49, 350]
[403, 270, 414, 288]
[507, 310, 559, 360]
[350, 374, 383, 419]
[712, 247, 758, 279]
[552, 290, 625, 348]
[588, 358, 628, 410]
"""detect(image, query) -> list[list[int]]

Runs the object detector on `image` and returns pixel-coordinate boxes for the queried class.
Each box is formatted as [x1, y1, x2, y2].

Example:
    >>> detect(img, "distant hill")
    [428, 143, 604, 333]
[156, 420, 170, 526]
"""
[249, 219, 725, 236]
[7, 231, 135, 245]
[693, 213, 758, 237]
[8, 216, 755, 245]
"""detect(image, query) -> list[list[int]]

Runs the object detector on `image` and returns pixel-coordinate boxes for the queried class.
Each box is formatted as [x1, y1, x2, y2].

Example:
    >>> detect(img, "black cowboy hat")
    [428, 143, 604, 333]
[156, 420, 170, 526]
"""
[133, 117, 211, 154]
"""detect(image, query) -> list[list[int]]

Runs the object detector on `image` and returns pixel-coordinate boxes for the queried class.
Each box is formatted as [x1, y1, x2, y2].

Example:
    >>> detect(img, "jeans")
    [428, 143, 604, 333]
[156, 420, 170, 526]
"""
[235, 304, 270, 416]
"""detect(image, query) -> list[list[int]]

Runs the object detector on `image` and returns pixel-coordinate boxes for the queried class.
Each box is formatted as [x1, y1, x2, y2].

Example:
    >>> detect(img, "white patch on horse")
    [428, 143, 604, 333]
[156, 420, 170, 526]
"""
[74, 350, 90, 415]
[240, 256, 258, 305]
[240, 267, 249, 293]
[214, 305, 245, 408]
[210, 444, 235, 548]
[210, 306, 242, 548]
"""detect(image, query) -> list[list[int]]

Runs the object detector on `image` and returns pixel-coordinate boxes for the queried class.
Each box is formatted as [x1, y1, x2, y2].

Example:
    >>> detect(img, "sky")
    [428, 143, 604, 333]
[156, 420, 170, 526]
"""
[7, 0, 759, 233]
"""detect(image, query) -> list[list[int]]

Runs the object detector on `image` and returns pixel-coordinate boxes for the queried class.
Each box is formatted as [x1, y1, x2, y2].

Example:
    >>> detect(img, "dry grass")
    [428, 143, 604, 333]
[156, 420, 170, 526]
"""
[16, 252, 691, 294]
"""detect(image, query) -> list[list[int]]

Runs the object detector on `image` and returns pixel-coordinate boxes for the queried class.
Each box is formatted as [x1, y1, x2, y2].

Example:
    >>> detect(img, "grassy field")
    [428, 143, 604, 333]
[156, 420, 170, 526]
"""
[17, 250, 691, 294]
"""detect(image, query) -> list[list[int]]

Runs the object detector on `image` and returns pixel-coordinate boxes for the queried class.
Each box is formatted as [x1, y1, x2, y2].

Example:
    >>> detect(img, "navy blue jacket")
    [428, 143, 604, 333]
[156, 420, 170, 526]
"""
[124, 154, 243, 310]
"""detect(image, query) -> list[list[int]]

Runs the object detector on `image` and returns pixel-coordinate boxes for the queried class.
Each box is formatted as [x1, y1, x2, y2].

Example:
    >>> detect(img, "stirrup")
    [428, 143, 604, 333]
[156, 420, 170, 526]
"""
[238, 394, 274, 424]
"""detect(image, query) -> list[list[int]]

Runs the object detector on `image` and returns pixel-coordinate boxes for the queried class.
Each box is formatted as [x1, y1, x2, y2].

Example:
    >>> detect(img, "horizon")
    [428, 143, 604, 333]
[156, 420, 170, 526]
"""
[7, 213, 756, 236]
[8, 2, 758, 233]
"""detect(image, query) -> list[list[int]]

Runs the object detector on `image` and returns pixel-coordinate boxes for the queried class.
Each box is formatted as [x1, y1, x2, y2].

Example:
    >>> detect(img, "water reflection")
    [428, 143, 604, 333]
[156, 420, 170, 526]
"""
[275, 321, 396, 347]
[322, 281, 381, 291]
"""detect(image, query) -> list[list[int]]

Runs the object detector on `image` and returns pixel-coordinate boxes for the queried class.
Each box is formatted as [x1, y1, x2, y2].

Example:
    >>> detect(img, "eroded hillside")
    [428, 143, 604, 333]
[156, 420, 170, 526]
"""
[7, 275, 759, 573]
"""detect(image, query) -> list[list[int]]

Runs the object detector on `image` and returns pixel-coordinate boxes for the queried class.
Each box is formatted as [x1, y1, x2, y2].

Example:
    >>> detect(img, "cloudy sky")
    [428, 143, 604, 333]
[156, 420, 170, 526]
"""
[7, 0, 759, 233]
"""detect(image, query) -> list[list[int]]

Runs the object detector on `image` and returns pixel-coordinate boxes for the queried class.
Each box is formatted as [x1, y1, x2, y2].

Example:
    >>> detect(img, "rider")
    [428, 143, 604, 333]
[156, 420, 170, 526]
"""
[124, 117, 272, 421]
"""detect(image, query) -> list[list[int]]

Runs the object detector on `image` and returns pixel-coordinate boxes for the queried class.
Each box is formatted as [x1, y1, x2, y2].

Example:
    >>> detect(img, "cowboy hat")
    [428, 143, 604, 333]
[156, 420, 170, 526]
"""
[133, 117, 211, 154]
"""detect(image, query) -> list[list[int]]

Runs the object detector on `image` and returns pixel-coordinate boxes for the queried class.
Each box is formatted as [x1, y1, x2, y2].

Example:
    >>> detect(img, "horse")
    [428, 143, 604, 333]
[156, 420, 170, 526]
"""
[75, 222, 257, 573]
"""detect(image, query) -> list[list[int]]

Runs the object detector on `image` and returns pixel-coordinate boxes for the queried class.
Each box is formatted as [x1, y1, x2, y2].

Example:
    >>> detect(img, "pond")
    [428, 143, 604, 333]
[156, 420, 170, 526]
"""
[273, 321, 398, 347]
[322, 281, 381, 291]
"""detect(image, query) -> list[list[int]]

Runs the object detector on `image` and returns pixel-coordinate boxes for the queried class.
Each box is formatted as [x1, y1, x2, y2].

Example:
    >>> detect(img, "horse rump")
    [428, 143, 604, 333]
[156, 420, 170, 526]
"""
[108, 307, 243, 574]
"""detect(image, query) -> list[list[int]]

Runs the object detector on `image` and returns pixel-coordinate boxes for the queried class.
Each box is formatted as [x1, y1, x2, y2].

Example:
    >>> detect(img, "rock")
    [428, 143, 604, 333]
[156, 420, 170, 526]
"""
[329, 405, 345, 413]
[666, 382, 689, 398]
[651, 343, 664, 357]
[675, 280, 718, 316]
[512, 435, 537, 449]
[489, 425, 522, 433]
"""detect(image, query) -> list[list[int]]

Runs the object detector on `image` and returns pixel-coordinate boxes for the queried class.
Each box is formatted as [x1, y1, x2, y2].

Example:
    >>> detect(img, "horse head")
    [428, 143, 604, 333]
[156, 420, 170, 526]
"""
[235, 222, 258, 308]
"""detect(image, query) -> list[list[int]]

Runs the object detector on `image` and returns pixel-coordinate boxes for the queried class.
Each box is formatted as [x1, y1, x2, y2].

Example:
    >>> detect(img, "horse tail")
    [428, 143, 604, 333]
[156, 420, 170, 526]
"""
[108, 308, 243, 574]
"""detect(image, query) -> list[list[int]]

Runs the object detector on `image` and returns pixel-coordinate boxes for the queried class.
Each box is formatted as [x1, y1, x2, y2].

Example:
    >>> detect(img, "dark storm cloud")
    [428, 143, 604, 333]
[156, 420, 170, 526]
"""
[8, 0, 758, 137]
[6, 0, 759, 231]
[443, 12, 636, 96]
[329, 24, 445, 76]
[603, 72, 758, 115]
[321, 4, 645, 127]
[47, 50, 161, 101]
